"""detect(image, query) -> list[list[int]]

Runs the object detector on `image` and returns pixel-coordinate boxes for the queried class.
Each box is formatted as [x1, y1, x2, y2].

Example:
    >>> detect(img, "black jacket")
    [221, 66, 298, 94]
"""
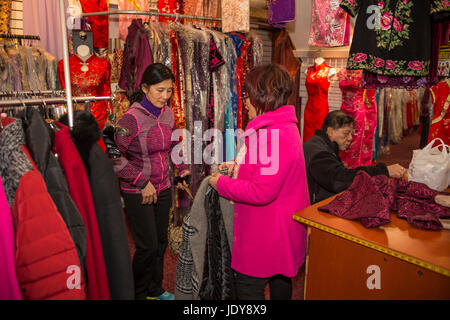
[62, 111, 135, 300]
[303, 129, 389, 204]
[20, 108, 87, 282]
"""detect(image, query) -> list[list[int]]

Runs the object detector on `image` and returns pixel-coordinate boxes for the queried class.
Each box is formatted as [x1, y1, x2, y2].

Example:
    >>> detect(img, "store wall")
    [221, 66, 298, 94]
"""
[9, 0, 23, 35]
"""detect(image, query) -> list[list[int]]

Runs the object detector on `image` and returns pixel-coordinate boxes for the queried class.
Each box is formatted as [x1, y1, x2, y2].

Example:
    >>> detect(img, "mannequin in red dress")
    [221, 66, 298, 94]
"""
[303, 57, 336, 143]
[429, 79, 450, 146]
[57, 51, 112, 132]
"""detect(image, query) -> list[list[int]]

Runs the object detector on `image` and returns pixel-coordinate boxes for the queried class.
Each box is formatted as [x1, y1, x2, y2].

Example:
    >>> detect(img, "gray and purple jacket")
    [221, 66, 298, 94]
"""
[113, 102, 188, 194]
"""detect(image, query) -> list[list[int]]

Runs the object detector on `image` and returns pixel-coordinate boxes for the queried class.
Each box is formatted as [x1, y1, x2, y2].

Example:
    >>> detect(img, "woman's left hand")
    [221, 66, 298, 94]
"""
[177, 170, 191, 189]
[208, 173, 222, 190]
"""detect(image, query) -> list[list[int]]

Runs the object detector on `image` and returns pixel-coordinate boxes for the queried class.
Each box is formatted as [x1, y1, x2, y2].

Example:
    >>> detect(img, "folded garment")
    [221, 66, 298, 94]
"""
[318, 171, 391, 228]
[319, 171, 450, 230]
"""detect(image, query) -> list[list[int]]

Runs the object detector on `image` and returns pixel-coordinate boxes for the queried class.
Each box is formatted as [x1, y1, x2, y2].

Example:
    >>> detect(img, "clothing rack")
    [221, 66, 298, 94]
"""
[57, 2, 221, 129]
[0, 90, 67, 97]
[0, 34, 40, 46]
[0, 34, 40, 40]
[0, 95, 111, 107]
[80, 9, 221, 21]
[59, 0, 74, 129]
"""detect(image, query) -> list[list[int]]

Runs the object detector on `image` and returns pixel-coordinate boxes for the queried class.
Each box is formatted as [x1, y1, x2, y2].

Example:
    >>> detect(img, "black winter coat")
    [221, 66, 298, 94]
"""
[303, 129, 389, 204]
[62, 111, 135, 300]
[20, 108, 87, 283]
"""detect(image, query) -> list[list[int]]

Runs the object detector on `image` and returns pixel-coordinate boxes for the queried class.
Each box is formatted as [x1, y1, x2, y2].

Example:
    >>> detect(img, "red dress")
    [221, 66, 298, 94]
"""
[57, 54, 112, 131]
[303, 62, 332, 143]
[338, 69, 377, 168]
[429, 79, 450, 146]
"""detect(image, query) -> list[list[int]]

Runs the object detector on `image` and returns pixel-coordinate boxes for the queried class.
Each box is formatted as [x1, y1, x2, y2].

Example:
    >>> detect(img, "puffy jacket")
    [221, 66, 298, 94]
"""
[0, 118, 86, 300]
[20, 108, 87, 281]
[0, 175, 22, 300]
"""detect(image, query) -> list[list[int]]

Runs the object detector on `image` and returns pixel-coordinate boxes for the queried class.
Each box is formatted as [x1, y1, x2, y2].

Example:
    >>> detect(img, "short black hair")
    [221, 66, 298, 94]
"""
[244, 64, 293, 114]
[321, 110, 354, 131]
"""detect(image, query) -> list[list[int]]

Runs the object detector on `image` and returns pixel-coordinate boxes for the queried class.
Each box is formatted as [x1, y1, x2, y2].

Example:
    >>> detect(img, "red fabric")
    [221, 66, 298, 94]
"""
[79, 0, 109, 48]
[52, 124, 110, 300]
[13, 146, 86, 300]
[57, 55, 111, 130]
[303, 62, 331, 143]
[234, 34, 251, 129]
[158, 0, 183, 22]
[57, 54, 111, 151]
[429, 80, 450, 145]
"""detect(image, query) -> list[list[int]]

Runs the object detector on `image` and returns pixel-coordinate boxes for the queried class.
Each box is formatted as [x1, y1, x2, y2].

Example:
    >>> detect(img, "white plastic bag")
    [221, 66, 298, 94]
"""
[408, 138, 450, 191]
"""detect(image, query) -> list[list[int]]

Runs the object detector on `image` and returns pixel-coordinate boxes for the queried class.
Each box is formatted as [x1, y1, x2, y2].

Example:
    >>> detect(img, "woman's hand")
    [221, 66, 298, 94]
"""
[142, 181, 157, 205]
[177, 170, 191, 189]
[387, 164, 406, 179]
[218, 161, 235, 176]
[208, 172, 222, 190]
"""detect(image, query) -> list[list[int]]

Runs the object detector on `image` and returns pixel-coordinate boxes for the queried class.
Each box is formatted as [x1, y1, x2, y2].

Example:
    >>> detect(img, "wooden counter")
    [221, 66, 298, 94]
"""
[293, 194, 450, 300]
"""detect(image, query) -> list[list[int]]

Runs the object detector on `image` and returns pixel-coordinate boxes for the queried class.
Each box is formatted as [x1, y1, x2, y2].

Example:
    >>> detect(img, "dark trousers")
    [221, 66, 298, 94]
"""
[234, 271, 292, 300]
[123, 188, 172, 299]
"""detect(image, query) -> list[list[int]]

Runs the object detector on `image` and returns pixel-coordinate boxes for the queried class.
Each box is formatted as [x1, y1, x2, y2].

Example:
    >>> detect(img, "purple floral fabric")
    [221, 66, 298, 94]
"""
[319, 171, 450, 230]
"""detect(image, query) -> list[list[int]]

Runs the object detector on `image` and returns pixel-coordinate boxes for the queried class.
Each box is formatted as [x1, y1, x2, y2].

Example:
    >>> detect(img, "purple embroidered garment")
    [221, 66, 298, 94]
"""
[319, 171, 450, 230]
[207, 36, 225, 129]
[268, 0, 296, 28]
[318, 171, 392, 228]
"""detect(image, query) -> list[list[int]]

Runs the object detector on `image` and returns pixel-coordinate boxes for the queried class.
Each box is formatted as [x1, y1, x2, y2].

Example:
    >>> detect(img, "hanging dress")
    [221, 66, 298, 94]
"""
[309, 0, 351, 47]
[338, 69, 377, 168]
[429, 79, 450, 145]
[57, 54, 112, 131]
[303, 62, 332, 143]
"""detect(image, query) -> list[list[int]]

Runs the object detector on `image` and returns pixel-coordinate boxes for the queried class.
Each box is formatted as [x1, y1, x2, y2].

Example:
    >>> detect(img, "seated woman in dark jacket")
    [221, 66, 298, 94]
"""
[303, 110, 405, 204]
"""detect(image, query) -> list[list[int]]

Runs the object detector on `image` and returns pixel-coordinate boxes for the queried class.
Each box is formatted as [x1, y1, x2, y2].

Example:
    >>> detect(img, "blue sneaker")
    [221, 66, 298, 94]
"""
[146, 291, 174, 300]
[157, 291, 174, 300]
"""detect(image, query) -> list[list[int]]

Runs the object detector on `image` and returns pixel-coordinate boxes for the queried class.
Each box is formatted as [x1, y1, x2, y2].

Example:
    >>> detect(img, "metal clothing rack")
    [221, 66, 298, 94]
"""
[0, 34, 40, 40]
[0, 34, 40, 46]
[80, 9, 221, 21]
[0, 90, 67, 97]
[0, 95, 112, 107]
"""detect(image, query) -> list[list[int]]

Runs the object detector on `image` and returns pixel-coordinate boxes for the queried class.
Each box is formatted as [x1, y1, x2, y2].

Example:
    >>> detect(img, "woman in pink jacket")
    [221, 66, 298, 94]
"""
[209, 64, 310, 300]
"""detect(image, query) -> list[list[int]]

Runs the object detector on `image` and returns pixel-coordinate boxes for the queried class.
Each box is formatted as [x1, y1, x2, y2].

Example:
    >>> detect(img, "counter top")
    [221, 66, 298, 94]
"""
[293, 194, 450, 277]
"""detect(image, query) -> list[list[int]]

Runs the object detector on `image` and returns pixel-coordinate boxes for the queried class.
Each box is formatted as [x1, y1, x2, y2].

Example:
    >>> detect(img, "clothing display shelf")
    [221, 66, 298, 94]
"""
[80, 9, 221, 21]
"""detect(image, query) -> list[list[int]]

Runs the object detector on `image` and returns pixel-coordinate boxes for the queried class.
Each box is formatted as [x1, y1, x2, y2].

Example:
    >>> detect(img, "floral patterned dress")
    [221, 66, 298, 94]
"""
[309, 0, 351, 47]
[429, 79, 450, 145]
[338, 69, 377, 168]
[340, 0, 450, 77]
